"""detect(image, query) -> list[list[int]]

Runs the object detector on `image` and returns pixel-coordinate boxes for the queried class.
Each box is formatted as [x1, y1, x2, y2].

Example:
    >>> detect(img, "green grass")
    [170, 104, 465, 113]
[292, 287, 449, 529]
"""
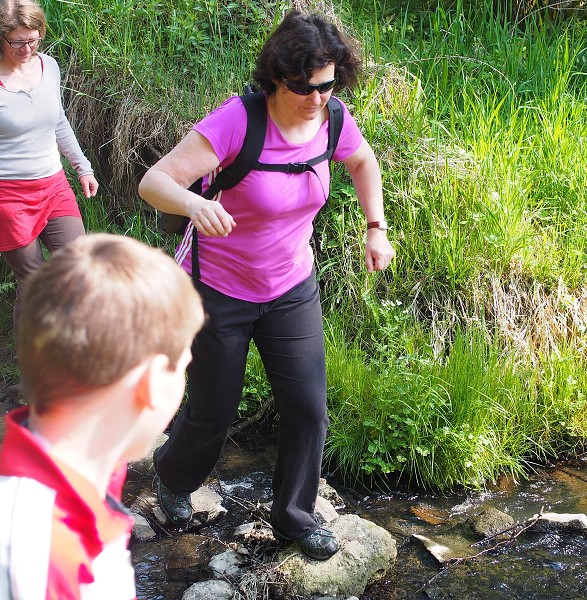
[14, 0, 586, 490]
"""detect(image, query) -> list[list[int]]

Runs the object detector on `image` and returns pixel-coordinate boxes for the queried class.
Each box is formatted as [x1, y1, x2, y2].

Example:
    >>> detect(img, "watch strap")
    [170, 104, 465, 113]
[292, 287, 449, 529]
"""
[367, 220, 388, 231]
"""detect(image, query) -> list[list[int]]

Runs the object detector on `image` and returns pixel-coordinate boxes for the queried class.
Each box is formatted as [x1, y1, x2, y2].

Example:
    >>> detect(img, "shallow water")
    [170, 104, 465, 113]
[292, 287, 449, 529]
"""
[357, 457, 587, 599]
[127, 438, 587, 600]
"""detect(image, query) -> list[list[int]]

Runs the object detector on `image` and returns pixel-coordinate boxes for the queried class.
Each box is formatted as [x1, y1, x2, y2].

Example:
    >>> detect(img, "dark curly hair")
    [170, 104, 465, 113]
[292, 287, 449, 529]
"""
[252, 11, 361, 94]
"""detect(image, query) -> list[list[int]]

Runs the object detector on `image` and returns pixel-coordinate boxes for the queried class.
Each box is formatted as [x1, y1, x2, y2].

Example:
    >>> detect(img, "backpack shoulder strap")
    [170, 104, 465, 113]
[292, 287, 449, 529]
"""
[326, 96, 343, 158]
[307, 95, 343, 166]
[203, 92, 267, 199]
[253, 96, 344, 173]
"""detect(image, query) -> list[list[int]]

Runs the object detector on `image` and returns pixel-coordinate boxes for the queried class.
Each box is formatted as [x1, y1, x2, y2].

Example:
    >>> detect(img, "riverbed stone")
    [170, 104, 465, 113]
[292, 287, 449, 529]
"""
[191, 486, 228, 523]
[384, 517, 420, 538]
[318, 478, 345, 509]
[234, 522, 256, 537]
[165, 533, 226, 583]
[471, 506, 515, 538]
[209, 549, 245, 578]
[131, 512, 156, 542]
[412, 533, 478, 563]
[531, 512, 587, 533]
[410, 503, 449, 525]
[181, 580, 235, 600]
[315, 495, 339, 522]
[272, 514, 396, 599]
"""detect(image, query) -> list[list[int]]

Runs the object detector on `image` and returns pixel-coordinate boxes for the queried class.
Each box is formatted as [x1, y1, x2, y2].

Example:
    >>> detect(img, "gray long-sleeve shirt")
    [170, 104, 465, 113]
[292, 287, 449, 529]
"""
[0, 52, 93, 180]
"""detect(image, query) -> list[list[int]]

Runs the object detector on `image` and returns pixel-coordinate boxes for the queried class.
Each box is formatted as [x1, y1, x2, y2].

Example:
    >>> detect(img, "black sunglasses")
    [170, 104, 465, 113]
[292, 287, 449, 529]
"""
[283, 77, 338, 96]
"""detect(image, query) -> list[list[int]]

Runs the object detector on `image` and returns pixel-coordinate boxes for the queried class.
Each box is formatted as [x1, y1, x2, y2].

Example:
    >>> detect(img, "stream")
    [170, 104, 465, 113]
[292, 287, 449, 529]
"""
[126, 435, 587, 600]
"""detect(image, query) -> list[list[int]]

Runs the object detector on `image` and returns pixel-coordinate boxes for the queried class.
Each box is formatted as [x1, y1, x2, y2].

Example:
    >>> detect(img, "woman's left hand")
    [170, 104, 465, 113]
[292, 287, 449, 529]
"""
[365, 229, 395, 273]
[80, 174, 99, 198]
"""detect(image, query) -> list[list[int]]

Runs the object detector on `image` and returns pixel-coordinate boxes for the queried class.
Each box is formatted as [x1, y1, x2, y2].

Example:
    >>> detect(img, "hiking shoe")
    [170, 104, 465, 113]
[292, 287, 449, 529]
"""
[299, 527, 339, 560]
[156, 476, 193, 525]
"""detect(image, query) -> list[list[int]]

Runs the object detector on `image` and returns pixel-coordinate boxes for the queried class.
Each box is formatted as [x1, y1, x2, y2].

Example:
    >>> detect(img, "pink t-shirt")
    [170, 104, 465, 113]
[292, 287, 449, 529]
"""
[175, 94, 363, 302]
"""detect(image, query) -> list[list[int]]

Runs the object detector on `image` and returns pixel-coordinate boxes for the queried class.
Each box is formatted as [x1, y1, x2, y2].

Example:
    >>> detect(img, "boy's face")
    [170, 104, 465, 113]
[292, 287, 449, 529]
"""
[125, 347, 192, 462]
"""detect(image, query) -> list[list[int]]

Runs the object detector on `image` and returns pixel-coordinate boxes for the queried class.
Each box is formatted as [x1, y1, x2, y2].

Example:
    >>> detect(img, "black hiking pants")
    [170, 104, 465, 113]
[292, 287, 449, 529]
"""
[155, 270, 328, 539]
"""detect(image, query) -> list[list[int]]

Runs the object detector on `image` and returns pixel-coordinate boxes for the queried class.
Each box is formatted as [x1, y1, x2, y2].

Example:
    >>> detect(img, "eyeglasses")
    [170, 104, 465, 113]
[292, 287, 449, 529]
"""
[283, 76, 338, 96]
[2, 35, 42, 49]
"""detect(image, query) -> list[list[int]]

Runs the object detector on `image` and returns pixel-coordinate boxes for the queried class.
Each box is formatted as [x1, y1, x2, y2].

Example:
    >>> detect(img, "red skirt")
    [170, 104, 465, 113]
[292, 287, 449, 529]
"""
[0, 170, 81, 252]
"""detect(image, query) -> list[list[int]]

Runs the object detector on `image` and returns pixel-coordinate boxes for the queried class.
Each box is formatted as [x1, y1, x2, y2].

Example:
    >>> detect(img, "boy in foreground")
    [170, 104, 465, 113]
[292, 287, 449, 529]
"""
[0, 233, 205, 599]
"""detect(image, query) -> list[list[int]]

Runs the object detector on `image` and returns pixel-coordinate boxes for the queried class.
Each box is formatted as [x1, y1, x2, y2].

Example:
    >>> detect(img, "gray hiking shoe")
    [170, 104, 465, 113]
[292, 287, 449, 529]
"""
[156, 476, 193, 525]
[298, 527, 339, 560]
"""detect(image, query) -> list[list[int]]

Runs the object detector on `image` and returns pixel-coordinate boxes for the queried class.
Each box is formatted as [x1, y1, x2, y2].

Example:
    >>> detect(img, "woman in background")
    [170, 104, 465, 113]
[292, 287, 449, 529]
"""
[0, 0, 98, 332]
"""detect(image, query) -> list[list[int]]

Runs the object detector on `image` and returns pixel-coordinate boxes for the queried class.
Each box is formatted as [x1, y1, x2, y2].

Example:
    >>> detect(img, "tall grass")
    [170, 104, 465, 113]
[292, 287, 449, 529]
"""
[20, 0, 587, 490]
[42, 0, 271, 107]
[321, 0, 587, 488]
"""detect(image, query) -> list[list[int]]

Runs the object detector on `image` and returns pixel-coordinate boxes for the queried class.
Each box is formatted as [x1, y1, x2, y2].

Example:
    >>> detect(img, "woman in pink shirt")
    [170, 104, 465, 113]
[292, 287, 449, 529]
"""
[139, 10, 395, 561]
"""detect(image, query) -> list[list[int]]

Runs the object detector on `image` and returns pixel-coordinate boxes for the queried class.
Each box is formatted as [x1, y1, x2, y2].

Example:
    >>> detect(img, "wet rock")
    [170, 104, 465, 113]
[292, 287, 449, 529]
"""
[131, 512, 156, 542]
[316, 495, 339, 522]
[531, 512, 587, 533]
[273, 514, 396, 599]
[471, 506, 515, 538]
[234, 522, 256, 537]
[410, 503, 449, 525]
[191, 486, 228, 523]
[209, 549, 245, 578]
[233, 521, 274, 543]
[163, 533, 226, 583]
[132, 542, 171, 583]
[129, 490, 158, 517]
[181, 579, 234, 599]
[318, 478, 345, 509]
[384, 517, 420, 538]
[412, 533, 478, 563]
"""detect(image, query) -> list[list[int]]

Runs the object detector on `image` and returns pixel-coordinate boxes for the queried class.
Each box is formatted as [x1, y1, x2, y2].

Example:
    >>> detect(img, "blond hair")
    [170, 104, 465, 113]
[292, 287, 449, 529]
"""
[18, 234, 205, 413]
[0, 0, 46, 58]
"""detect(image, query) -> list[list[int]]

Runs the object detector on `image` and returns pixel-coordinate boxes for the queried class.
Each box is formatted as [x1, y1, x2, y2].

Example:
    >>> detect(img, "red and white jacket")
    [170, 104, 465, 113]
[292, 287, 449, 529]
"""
[0, 408, 136, 600]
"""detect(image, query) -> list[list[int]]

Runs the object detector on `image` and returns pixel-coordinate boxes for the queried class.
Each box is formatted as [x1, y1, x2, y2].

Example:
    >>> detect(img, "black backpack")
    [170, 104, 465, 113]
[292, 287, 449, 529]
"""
[158, 90, 344, 277]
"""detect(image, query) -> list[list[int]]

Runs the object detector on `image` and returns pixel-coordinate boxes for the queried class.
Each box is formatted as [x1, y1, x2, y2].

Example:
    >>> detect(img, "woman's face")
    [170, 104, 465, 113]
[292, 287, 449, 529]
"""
[1, 26, 42, 65]
[275, 62, 337, 122]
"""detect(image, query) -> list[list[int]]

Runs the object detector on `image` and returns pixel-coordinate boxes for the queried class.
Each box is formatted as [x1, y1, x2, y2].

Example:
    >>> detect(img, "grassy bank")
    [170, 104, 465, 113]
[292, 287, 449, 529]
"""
[3, 0, 584, 490]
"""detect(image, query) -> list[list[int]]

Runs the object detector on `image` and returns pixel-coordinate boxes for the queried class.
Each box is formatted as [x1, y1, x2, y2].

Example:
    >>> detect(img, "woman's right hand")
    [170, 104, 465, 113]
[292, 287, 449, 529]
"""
[189, 198, 236, 237]
[139, 130, 236, 236]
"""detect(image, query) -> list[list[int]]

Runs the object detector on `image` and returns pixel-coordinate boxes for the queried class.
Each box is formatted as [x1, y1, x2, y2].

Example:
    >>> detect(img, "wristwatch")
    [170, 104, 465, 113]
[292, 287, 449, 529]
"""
[367, 220, 388, 231]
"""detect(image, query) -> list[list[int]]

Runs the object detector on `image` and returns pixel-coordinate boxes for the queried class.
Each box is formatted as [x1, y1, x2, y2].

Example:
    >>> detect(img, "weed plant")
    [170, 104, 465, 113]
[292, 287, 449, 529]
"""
[20, 0, 587, 490]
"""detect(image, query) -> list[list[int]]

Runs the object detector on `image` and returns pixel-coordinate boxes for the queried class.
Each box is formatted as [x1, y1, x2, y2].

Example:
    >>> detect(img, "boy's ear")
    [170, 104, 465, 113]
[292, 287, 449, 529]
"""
[135, 354, 170, 410]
